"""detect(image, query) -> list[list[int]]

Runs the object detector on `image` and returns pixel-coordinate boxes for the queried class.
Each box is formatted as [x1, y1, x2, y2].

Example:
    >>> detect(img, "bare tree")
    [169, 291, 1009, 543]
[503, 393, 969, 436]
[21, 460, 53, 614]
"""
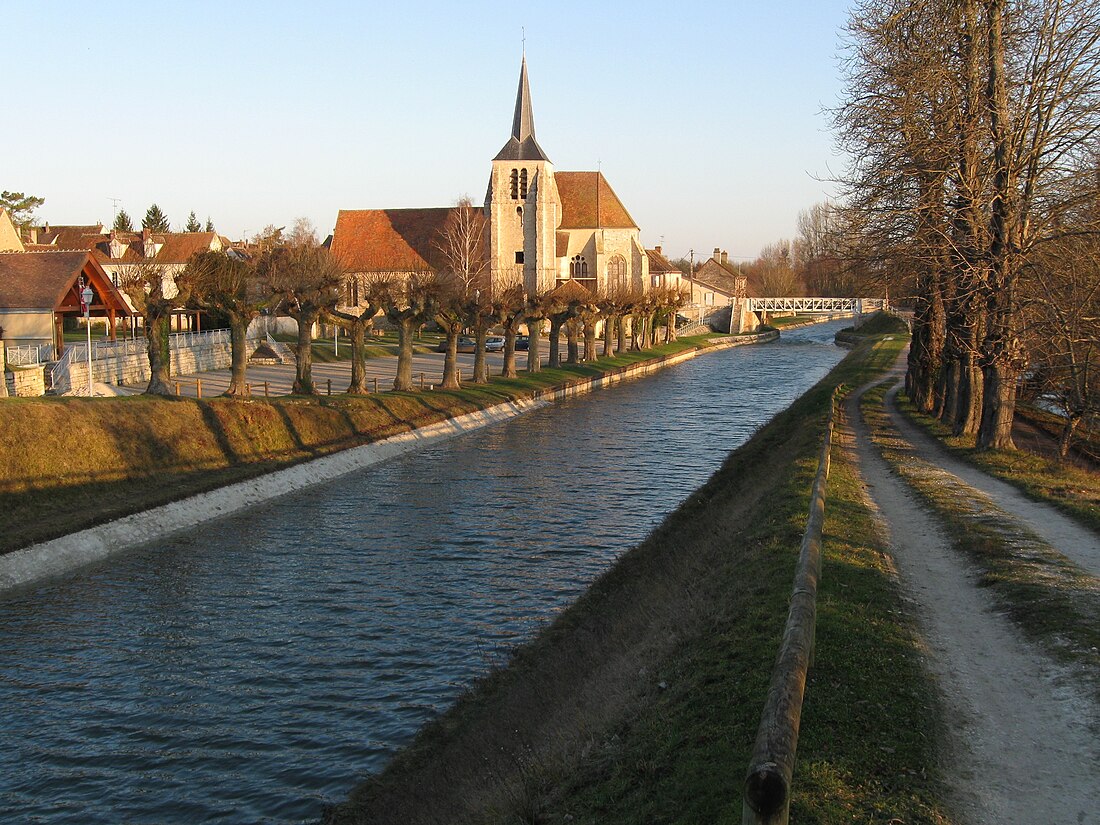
[117, 261, 193, 396]
[495, 283, 526, 378]
[376, 271, 439, 391]
[328, 273, 385, 394]
[261, 245, 344, 395]
[184, 250, 268, 396]
[433, 199, 489, 388]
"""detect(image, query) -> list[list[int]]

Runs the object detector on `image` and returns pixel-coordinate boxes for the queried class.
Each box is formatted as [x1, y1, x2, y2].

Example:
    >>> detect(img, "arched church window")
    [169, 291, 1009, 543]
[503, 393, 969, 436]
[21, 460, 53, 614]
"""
[519, 168, 528, 199]
[607, 255, 627, 290]
[570, 255, 589, 279]
[510, 169, 519, 200]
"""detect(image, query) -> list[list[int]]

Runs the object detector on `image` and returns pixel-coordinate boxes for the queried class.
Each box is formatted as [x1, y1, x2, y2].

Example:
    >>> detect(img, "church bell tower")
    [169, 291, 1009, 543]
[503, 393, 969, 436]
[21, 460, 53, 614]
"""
[486, 57, 560, 295]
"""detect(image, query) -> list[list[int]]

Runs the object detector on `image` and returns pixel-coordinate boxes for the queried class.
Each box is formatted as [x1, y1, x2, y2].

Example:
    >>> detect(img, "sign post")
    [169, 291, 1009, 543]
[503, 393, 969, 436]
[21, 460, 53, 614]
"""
[81, 283, 94, 397]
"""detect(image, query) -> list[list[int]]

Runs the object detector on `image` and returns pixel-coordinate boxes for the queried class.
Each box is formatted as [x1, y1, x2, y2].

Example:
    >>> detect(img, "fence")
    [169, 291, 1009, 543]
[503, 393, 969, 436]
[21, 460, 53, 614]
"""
[742, 389, 838, 825]
[4, 344, 51, 366]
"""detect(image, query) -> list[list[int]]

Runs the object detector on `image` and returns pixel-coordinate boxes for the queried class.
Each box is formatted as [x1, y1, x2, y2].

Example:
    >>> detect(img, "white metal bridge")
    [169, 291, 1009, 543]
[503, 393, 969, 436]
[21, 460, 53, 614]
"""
[745, 297, 889, 314]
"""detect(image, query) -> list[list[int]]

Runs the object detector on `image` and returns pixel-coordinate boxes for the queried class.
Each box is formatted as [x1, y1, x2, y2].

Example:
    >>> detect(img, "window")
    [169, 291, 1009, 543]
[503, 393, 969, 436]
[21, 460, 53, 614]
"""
[570, 255, 589, 279]
[515, 251, 524, 264]
[705, 292, 715, 306]
[652, 275, 660, 288]
[509, 169, 519, 200]
[607, 255, 627, 290]
[519, 168, 528, 199]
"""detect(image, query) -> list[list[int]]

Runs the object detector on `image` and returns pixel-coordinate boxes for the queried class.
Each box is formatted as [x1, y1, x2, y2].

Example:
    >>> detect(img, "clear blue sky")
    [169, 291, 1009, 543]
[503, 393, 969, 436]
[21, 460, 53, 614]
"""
[6, 0, 854, 261]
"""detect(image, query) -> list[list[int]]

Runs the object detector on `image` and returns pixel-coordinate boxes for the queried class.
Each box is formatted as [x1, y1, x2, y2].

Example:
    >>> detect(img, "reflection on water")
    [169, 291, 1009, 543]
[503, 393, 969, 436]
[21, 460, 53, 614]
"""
[0, 321, 848, 823]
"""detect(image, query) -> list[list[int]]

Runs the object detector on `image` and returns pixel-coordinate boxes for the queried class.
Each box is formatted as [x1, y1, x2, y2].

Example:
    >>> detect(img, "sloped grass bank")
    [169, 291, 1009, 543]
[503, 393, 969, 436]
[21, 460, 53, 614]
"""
[0, 338, 714, 556]
[324, 336, 952, 824]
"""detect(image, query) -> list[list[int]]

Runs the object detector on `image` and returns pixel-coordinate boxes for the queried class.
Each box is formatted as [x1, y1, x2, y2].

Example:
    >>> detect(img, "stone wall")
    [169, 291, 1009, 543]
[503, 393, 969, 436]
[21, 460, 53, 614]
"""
[5, 365, 46, 397]
[67, 338, 248, 391]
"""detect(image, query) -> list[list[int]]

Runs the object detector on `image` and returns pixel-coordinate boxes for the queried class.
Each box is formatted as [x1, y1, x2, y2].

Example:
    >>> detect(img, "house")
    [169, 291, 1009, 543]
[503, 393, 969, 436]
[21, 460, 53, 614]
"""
[646, 246, 682, 291]
[331, 57, 654, 306]
[687, 248, 759, 332]
[0, 251, 131, 354]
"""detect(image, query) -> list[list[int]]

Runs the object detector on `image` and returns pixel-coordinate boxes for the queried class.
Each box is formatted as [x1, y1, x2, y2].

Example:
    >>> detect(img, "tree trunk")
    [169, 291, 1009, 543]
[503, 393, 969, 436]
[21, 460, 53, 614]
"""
[472, 319, 489, 384]
[441, 321, 461, 389]
[292, 308, 318, 395]
[617, 315, 628, 354]
[906, 271, 945, 413]
[583, 318, 598, 361]
[548, 317, 563, 368]
[502, 328, 518, 378]
[565, 318, 580, 364]
[1059, 415, 1081, 461]
[225, 313, 250, 396]
[347, 318, 369, 394]
[526, 320, 542, 373]
[394, 317, 416, 391]
[143, 311, 173, 396]
[603, 314, 617, 357]
[977, 359, 1017, 450]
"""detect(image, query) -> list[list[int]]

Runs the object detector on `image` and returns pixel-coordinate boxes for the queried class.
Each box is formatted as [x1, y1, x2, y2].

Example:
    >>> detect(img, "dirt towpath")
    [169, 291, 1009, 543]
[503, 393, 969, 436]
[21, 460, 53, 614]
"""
[846, 369, 1099, 824]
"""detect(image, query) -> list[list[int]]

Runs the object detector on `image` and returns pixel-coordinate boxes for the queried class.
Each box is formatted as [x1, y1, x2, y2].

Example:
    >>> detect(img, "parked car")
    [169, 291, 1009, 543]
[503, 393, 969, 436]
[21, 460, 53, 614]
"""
[515, 334, 530, 351]
[485, 336, 505, 352]
[435, 337, 478, 353]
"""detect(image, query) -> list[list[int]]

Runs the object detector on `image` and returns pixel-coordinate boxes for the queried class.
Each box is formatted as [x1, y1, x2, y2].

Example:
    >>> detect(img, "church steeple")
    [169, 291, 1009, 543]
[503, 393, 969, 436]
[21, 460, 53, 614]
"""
[494, 56, 550, 162]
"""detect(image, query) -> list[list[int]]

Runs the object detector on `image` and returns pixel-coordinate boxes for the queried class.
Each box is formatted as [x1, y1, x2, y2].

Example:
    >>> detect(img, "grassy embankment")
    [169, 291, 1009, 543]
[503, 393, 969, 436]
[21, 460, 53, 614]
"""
[864, 386, 1100, 694]
[0, 336, 723, 555]
[324, 333, 954, 824]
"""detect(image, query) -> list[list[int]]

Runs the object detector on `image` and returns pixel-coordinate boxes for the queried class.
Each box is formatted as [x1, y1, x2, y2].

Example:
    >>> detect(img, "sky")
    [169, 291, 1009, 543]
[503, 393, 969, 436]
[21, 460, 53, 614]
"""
[5, 0, 856, 262]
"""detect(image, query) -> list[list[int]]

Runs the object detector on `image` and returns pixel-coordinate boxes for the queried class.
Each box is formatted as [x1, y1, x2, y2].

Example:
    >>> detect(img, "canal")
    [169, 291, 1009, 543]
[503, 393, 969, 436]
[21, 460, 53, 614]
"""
[0, 321, 850, 823]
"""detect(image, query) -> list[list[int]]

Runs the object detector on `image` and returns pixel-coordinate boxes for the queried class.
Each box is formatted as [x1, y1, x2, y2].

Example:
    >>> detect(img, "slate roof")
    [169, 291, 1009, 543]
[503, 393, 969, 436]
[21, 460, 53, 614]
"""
[0, 251, 124, 310]
[494, 57, 549, 162]
[330, 207, 486, 273]
[555, 172, 637, 229]
[646, 248, 679, 274]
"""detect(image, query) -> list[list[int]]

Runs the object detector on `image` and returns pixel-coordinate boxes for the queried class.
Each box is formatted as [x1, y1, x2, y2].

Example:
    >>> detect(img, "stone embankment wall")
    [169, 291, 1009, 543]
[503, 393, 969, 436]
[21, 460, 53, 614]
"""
[67, 338, 243, 390]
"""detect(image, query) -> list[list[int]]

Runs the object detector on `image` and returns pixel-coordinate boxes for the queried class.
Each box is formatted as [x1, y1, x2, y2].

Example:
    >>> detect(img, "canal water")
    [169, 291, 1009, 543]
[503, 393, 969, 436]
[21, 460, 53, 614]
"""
[0, 321, 850, 824]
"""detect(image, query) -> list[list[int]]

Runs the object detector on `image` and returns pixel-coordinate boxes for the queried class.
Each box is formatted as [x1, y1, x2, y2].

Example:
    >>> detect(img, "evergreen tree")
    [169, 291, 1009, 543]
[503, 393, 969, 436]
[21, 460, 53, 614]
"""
[142, 203, 169, 232]
[0, 190, 45, 229]
[185, 211, 201, 232]
[113, 209, 134, 233]
[204, 217, 215, 232]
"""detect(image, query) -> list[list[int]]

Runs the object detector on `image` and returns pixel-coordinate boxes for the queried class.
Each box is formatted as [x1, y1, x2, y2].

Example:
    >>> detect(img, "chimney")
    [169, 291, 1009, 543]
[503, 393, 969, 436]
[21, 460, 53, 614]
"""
[721, 251, 728, 265]
[654, 245, 662, 255]
[142, 227, 151, 242]
[713, 247, 721, 260]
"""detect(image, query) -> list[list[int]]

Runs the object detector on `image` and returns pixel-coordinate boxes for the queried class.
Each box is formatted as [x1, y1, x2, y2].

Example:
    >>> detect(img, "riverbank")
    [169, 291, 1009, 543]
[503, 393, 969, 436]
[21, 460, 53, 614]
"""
[0, 331, 775, 590]
[324, 332, 952, 824]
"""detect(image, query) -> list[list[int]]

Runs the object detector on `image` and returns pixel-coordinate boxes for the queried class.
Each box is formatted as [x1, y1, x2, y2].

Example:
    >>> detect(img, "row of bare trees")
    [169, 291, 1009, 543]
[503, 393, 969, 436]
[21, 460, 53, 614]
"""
[834, 0, 1100, 451]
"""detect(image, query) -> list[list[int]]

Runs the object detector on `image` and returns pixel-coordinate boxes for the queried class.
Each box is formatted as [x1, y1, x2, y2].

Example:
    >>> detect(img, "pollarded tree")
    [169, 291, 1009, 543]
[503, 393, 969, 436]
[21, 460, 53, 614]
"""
[142, 204, 170, 232]
[260, 245, 344, 395]
[495, 283, 526, 378]
[184, 250, 268, 396]
[327, 273, 385, 394]
[375, 271, 439, 391]
[433, 198, 490, 387]
[117, 260, 192, 396]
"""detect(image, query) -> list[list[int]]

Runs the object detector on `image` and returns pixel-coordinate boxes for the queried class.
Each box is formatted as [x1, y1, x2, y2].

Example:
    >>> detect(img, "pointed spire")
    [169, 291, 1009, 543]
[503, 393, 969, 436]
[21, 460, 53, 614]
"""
[511, 56, 536, 143]
[494, 56, 549, 162]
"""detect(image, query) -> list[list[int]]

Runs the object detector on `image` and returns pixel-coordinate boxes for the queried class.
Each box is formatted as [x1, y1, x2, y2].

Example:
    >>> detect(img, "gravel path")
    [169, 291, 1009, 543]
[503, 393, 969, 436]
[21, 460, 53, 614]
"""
[847, 372, 1100, 824]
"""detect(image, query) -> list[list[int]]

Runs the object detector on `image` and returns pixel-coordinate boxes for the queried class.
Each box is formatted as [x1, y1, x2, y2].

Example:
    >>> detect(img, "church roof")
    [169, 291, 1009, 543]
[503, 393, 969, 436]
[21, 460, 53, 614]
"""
[556, 172, 638, 230]
[330, 207, 485, 273]
[493, 57, 550, 162]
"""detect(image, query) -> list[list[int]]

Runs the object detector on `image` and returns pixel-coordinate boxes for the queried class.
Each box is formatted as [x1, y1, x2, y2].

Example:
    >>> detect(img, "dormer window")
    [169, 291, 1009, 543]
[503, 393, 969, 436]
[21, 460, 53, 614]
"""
[143, 239, 157, 258]
[109, 239, 125, 259]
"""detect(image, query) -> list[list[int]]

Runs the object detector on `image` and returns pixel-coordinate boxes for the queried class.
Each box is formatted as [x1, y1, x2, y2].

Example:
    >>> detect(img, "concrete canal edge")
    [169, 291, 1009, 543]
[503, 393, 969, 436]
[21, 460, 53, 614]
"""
[0, 329, 780, 593]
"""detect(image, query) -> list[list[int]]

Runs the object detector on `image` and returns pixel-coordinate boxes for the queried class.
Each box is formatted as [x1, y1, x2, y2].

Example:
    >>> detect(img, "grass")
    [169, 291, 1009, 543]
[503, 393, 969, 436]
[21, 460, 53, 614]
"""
[0, 335, 714, 555]
[896, 396, 1100, 535]
[862, 384, 1100, 691]
[838, 312, 910, 337]
[272, 330, 443, 362]
[767, 314, 821, 328]
[324, 333, 954, 824]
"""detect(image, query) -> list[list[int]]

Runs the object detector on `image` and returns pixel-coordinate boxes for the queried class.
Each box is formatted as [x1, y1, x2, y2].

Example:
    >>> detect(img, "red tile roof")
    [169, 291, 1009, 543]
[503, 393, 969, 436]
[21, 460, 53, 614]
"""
[0, 251, 129, 312]
[646, 248, 679, 274]
[555, 172, 637, 229]
[330, 207, 486, 273]
[694, 258, 752, 298]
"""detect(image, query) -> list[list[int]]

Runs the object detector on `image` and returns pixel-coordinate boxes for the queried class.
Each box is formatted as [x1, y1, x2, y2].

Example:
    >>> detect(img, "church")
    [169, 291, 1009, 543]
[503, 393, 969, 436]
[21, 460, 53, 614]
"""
[330, 57, 651, 298]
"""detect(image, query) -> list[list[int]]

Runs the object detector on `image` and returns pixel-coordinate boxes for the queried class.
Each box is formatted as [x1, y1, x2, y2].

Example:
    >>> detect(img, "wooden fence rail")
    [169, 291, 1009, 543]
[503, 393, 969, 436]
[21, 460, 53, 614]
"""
[742, 389, 838, 825]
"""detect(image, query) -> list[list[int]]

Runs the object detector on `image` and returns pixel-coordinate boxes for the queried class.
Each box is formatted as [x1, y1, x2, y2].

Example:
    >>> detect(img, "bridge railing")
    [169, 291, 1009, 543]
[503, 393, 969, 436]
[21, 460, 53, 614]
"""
[746, 297, 889, 314]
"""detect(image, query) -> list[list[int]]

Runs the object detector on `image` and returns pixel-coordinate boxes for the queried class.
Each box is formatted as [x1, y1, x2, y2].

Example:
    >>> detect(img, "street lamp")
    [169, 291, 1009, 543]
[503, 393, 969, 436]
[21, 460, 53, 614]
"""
[80, 282, 94, 396]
